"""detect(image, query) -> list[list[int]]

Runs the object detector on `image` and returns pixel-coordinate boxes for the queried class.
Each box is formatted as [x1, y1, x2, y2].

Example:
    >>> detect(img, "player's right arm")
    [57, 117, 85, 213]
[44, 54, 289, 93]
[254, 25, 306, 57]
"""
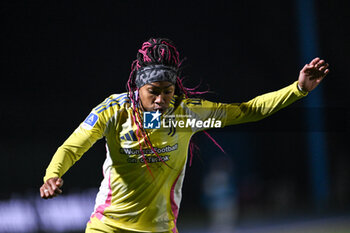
[40, 95, 119, 199]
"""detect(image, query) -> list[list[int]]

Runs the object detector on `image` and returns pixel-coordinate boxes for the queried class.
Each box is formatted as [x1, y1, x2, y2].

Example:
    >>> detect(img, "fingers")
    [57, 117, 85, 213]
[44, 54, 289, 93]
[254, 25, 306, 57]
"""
[304, 58, 330, 77]
[40, 183, 53, 199]
[40, 177, 63, 199]
[49, 178, 63, 195]
[40, 185, 45, 198]
[309, 58, 329, 70]
[323, 68, 330, 76]
[317, 61, 330, 78]
[309, 57, 320, 66]
[301, 63, 312, 72]
[56, 178, 64, 188]
[318, 62, 329, 73]
[315, 59, 328, 69]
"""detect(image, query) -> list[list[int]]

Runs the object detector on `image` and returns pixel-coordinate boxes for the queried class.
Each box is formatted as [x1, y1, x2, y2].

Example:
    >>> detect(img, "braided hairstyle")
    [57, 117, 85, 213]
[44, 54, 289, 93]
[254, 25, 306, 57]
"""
[126, 38, 224, 176]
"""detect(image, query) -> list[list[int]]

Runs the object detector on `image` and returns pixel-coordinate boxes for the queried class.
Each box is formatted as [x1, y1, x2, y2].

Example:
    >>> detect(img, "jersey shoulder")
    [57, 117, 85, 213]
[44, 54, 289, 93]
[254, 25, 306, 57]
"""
[92, 93, 131, 115]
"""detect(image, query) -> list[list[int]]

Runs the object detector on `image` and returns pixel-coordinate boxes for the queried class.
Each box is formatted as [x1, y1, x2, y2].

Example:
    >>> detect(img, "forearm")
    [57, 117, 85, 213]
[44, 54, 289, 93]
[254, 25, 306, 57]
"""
[245, 81, 307, 115]
[225, 81, 308, 125]
[43, 146, 77, 182]
[43, 128, 101, 182]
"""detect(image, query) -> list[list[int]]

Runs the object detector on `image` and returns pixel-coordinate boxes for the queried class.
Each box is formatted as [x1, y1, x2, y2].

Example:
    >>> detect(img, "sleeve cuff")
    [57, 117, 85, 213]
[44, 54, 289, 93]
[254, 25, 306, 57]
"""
[43, 173, 60, 183]
[294, 81, 308, 96]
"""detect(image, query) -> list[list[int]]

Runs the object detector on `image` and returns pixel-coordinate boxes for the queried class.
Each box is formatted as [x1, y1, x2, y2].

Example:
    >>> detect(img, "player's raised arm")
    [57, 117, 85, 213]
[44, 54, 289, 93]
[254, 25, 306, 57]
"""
[297, 57, 329, 92]
[217, 57, 329, 127]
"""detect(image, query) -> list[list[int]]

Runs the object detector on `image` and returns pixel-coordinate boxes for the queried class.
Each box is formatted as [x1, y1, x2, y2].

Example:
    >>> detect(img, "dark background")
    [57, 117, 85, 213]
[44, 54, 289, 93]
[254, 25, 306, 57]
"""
[1, 0, 349, 225]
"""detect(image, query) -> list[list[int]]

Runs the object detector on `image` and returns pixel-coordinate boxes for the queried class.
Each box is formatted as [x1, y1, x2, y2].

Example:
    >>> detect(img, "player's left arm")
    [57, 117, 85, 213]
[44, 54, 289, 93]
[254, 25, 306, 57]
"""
[218, 57, 330, 126]
[185, 57, 330, 131]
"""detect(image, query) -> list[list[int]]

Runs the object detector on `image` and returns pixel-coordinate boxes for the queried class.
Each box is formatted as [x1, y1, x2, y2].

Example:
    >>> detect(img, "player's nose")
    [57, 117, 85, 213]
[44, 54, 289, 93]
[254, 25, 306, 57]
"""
[155, 94, 165, 104]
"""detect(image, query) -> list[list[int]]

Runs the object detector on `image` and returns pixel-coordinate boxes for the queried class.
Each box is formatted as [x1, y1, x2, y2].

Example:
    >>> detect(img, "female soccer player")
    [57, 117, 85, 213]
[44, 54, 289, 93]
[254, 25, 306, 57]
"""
[40, 38, 329, 233]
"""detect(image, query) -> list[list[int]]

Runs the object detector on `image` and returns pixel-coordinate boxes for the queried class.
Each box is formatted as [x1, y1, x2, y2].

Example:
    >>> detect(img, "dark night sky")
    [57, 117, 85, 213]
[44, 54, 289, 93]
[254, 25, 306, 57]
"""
[1, 0, 349, 214]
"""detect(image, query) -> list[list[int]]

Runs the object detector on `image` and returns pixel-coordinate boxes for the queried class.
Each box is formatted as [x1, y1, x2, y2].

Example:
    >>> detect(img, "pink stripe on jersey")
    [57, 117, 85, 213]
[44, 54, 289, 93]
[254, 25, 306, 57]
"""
[93, 171, 112, 220]
[170, 172, 181, 233]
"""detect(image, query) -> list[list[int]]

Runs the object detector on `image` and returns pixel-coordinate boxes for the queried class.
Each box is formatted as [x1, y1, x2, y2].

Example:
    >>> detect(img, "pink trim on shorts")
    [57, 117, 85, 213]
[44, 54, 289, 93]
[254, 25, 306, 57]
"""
[170, 172, 181, 233]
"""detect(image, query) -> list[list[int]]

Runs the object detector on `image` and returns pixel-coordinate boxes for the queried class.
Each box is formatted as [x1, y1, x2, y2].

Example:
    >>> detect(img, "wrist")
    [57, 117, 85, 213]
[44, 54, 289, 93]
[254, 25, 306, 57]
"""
[297, 82, 308, 94]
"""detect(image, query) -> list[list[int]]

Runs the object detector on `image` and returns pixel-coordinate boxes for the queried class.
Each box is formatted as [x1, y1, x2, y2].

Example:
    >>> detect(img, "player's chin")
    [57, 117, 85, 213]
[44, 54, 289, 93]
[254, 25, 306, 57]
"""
[154, 108, 166, 113]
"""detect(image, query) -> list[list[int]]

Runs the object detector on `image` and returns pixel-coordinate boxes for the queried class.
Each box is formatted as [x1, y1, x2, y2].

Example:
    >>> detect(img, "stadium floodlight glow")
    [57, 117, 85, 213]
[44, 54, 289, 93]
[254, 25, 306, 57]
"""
[0, 198, 38, 233]
[0, 189, 97, 233]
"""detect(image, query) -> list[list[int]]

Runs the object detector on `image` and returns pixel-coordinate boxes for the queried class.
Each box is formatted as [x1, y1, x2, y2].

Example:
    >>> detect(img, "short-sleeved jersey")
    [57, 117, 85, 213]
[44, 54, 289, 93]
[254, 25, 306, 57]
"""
[44, 81, 307, 232]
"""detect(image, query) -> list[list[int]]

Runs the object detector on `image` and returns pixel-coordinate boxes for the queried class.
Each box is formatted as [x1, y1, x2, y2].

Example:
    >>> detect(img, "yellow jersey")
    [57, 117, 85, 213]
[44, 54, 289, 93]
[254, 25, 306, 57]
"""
[44, 81, 307, 232]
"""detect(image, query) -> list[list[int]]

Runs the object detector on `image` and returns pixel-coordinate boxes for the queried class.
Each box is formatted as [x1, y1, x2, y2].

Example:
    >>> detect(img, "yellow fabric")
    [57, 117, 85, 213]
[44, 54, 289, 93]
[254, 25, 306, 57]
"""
[86, 216, 176, 233]
[86, 216, 128, 233]
[44, 81, 306, 232]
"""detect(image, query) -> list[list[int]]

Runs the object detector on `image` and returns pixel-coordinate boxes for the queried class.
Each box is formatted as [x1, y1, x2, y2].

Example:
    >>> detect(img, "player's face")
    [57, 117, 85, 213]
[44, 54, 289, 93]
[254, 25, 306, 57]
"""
[139, 81, 175, 113]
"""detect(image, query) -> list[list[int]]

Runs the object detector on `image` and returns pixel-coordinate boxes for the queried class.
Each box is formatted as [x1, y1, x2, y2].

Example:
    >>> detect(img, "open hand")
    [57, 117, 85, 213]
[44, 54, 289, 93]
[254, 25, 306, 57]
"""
[40, 177, 64, 199]
[298, 57, 329, 92]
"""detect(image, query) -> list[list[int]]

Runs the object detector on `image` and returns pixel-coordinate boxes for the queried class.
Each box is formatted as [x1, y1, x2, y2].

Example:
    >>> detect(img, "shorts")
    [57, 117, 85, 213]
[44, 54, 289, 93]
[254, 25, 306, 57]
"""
[86, 216, 177, 233]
